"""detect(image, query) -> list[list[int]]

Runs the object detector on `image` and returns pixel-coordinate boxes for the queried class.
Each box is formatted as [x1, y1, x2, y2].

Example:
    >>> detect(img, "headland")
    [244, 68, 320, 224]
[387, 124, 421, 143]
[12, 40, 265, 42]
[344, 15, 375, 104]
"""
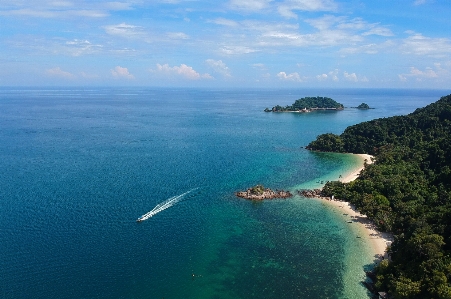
[300, 153, 393, 262]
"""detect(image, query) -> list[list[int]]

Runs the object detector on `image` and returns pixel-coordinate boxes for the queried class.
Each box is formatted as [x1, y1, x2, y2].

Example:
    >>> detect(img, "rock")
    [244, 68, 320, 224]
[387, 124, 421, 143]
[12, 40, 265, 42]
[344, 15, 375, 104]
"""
[236, 185, 293, 200]
[298, 189, 323, 198]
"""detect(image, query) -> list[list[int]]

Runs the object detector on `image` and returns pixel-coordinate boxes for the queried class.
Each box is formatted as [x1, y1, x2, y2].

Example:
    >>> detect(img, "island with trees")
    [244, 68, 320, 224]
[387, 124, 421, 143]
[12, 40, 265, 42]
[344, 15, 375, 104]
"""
[306, 94, 451, 298]
[264, 96, 344, 112]
[356, 102, 371, 109]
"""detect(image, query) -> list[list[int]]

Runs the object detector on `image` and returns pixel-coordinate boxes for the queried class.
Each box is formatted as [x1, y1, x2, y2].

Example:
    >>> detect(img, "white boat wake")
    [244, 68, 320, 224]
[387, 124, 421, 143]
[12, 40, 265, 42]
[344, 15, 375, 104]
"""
[136, 188, 198, 222]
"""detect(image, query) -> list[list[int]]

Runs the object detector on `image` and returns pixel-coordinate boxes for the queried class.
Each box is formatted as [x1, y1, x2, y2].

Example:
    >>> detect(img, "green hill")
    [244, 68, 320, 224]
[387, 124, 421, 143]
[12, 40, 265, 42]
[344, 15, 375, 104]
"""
[266, 96, 344, 112]
[307, 94, 451, 298]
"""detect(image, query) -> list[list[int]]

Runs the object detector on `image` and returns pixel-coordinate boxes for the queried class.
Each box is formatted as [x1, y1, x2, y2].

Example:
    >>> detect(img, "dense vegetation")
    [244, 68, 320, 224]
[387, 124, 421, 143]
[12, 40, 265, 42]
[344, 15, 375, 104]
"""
[265, 96, 344, 112]
[307, 94, 451, 298]
[357, 102, 371, 109]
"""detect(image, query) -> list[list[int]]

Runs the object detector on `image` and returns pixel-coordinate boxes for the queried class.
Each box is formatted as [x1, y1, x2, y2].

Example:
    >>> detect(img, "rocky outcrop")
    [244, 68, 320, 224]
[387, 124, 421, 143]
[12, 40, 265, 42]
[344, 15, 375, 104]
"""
[298, 189, 323, 198]
[236, 185, 293, 200]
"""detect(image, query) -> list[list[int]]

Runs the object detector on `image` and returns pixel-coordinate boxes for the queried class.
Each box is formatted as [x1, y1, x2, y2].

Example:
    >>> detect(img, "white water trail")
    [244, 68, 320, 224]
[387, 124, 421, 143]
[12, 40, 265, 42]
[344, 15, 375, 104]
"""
[137, 188, 198, 222]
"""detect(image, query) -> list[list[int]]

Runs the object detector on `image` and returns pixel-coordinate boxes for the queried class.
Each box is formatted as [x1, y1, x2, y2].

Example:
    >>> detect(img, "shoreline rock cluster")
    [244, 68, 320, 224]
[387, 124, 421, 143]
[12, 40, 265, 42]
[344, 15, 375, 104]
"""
[236, 185, 293, 200]
[297, 189, 323, 198]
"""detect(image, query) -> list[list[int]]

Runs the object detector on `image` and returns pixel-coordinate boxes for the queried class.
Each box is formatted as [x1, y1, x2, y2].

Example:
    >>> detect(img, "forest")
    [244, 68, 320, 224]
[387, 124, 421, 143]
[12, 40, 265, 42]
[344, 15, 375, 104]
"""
[265, 96, 344, 111]
[307, 94, 451, 299]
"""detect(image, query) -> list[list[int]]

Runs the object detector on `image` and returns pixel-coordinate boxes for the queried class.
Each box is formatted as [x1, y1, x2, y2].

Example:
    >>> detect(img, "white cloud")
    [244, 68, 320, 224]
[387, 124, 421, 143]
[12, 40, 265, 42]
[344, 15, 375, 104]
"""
[46, 67, 75, 79]
[306, 15, 393, 37]
[344, 71, 368, 82]
[340, 41, 395, 55]
[206, 59, 231, 77]
[402, 33, 451, 56]
[316, 69, 339, 81]
[0, 1, 136, 18]
[277, 71, 303, 82]
[316, 73, 328, 81]
[409, 66, 437, 77]
[252, 63, 266, 70]
[211, 18, 239, 27]
[229, 0, 273, 11]
[221, 46, 258, 55]
[278, 0, 337, 19]
[362, 26, 394, 37]
[166, 32, 189, 39]
[0, 7, 108, 18]
[64, 39, 103, 56]
[155, 64, 213, 80]
[103, 23, 143, 38]
[329, 69, 339, 81]
[398, 64, 450, 82]
[105, 2, 134, 11]
[111, 66, 135, 79]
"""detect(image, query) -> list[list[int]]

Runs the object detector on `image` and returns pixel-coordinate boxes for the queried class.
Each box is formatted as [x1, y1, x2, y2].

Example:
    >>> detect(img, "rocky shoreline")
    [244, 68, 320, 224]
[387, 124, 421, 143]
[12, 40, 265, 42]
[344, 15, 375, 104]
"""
[236, 185, 293, 200]
[235, 186, 324, 200]
[297, 189, 323, 198]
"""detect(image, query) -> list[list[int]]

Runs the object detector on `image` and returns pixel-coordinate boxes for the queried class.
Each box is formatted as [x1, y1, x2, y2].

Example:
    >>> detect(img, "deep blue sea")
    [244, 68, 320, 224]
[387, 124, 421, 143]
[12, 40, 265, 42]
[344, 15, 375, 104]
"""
[0, 88, 448, 299]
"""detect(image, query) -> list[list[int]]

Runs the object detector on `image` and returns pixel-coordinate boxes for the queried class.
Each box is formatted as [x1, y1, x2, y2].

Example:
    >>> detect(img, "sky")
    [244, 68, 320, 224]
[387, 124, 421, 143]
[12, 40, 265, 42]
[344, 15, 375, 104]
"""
[0, 0, 450, 88]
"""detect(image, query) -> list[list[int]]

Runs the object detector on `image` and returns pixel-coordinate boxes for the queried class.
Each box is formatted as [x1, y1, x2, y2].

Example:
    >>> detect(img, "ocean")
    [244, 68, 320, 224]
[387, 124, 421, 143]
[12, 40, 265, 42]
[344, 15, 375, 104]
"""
[0, 88, 447, 299]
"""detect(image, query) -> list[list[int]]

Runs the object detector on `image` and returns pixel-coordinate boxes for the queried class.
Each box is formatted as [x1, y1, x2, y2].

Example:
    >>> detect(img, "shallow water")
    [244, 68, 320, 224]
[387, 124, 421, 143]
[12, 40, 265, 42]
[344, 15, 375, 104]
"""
[0, 87, 447, 298]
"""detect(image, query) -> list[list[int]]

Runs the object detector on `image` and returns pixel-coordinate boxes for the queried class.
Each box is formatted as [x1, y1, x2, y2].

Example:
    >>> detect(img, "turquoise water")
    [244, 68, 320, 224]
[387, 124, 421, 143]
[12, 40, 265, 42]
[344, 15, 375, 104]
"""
[0, 88, 447, 298]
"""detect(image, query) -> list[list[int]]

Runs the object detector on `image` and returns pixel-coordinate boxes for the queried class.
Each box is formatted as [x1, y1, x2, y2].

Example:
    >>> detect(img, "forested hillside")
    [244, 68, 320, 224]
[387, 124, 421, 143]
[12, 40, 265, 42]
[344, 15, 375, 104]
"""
[266, 96, 344, 111]
[307, 94, 451, 298]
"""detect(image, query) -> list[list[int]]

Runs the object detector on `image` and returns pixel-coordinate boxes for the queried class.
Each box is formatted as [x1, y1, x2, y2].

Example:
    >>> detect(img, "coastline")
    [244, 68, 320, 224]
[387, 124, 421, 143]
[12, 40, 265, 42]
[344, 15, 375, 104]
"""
[316, 153, 393, 261]
[339, 154, 373, 183]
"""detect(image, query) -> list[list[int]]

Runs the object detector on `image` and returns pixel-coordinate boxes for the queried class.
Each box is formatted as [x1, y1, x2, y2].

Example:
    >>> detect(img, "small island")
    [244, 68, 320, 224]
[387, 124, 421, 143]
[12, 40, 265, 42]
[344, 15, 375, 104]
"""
[264, 96, 344, 112]
[236, 184, 293, 200]
[356, 102, 370, 109]
[349, 102, 373, 109]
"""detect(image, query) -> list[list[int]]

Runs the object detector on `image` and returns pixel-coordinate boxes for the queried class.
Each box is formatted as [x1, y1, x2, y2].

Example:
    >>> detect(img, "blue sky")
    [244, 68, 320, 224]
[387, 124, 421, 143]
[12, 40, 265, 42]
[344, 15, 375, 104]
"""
[0, 0, 450, 88]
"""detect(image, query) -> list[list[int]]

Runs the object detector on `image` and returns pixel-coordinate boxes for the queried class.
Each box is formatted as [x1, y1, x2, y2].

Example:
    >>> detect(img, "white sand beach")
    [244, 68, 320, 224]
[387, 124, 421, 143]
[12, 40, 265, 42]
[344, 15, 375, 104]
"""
[339, 154, 374, 183]
[319, 153, 393, 261]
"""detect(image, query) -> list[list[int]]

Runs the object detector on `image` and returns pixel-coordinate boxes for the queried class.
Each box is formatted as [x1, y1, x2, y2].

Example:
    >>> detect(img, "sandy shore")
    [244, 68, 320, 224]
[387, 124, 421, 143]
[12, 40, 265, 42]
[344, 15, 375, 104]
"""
[339, 153, 374, 183]
[318, 153, 393, 261]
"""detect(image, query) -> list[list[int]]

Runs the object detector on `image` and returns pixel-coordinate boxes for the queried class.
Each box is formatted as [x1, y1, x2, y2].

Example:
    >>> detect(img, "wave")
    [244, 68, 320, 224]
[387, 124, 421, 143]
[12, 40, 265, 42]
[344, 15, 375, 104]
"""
[136, 188, 198, 222]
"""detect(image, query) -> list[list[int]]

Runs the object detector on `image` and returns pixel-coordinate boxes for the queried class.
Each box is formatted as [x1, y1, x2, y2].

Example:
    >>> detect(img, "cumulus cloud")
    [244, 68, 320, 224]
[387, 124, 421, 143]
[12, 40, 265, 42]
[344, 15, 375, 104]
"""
[344, 71, 368, 82]
[206, 59, 231, 77]
[155, 64, 213, 80]
[316, 73, 328, 81]
[316, 69, 339, 81]
[398, 66, 440, 82]
[46, 67, 75, 79]
[343, 71, 358, 82]
[277, 71, 303, 82]
[111, 66, 135, 79]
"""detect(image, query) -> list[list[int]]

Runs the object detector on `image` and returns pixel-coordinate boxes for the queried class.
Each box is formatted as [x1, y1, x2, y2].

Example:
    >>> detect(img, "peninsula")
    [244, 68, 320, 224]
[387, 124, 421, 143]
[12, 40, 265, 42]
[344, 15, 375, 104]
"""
[264, 96, 344, 112]
[306, 94, 451, 299]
